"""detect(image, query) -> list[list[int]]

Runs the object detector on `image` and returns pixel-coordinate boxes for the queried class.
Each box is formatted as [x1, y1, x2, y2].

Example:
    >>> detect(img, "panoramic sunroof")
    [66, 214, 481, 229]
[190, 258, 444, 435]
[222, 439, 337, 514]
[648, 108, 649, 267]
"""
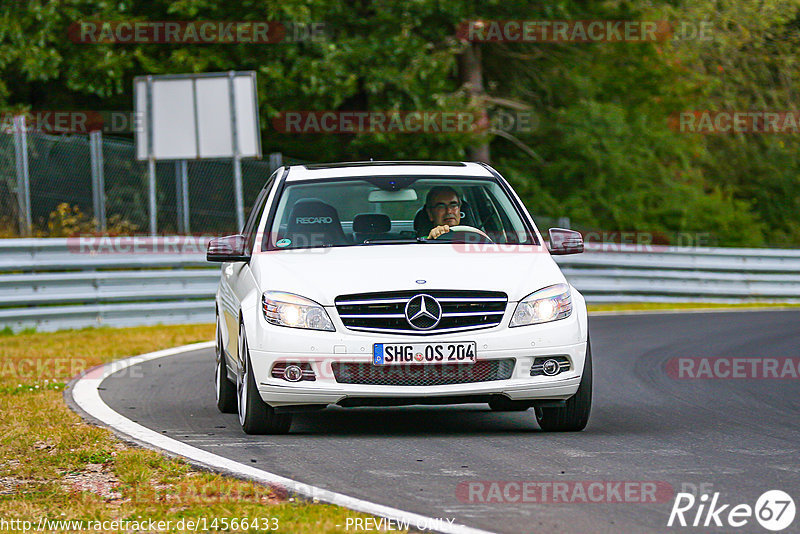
[303, 161, 467, 169]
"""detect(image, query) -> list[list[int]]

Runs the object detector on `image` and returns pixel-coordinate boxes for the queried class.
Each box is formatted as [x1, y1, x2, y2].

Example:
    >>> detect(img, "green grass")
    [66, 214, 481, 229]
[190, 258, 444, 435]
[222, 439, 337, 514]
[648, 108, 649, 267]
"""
[0, 325, 36, 336]
[0, 324, 406, 533]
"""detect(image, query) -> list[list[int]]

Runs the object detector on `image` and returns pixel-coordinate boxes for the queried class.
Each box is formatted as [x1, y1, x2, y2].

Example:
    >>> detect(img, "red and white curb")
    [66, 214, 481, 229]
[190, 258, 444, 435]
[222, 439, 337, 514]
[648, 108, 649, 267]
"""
[67, 341, 494, 534]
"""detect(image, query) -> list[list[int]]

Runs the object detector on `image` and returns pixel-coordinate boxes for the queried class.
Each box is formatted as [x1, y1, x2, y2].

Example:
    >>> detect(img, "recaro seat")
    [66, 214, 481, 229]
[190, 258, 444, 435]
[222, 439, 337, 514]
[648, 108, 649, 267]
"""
[284, 199, 350, 248]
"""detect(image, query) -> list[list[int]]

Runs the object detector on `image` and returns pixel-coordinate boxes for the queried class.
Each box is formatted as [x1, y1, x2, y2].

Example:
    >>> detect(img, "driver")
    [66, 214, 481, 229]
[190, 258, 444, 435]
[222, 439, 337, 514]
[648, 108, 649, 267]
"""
[425, 186, 462, 239]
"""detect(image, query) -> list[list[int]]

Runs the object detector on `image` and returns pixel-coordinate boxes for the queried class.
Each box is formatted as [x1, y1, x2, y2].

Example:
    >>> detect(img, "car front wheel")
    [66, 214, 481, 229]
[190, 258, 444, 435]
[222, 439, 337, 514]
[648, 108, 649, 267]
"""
[236, 322, 292, 435]
[535, 339, 593, 432]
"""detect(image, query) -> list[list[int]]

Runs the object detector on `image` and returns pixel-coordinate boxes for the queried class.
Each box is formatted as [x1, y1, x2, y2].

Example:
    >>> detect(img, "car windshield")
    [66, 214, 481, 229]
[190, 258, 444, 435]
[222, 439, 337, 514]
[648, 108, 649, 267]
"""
[263, 176, 537, 250]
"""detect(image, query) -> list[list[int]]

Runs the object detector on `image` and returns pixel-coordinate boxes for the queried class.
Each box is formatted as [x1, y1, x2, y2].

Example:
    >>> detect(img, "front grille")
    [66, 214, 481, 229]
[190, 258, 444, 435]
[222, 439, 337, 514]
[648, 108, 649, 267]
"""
[335, 290, 507, 334]
[331, 359, 515, 386]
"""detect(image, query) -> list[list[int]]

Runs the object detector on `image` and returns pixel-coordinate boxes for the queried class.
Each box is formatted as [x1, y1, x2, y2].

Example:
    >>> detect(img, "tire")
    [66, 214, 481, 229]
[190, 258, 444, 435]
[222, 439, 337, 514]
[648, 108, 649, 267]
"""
[488, 396, 531, 412]
[236, 322, 292, 435]
[214, 314, 237, 414]
[535, 339, 593, 432]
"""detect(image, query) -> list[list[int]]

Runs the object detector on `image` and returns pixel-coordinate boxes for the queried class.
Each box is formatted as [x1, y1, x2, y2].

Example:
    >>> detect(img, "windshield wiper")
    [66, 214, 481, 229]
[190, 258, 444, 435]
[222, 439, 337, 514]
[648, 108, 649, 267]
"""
[361, 238, 427, 245]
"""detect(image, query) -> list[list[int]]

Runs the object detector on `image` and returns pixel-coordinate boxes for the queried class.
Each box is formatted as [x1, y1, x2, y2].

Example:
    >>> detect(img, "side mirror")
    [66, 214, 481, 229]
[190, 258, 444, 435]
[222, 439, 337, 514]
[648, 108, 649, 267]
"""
[548, 228, 584, 255]
[207, 234, 249, 262]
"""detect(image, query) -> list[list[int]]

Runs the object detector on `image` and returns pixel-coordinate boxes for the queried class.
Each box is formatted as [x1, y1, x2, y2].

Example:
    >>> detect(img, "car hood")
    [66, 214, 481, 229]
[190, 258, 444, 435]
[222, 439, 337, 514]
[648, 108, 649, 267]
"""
[252, 244, 567, 306]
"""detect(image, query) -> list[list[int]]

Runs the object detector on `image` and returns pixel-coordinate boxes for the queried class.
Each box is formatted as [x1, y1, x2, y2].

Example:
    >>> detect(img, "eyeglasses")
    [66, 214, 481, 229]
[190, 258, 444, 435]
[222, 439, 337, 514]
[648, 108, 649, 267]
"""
[429, 201, 461, 211]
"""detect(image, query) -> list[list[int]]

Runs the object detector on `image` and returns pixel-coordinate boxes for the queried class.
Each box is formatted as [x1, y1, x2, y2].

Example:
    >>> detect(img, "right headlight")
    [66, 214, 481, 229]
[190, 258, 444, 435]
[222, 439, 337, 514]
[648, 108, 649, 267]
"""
[509, 283, 572, 327]
[262, 291, 335, 331]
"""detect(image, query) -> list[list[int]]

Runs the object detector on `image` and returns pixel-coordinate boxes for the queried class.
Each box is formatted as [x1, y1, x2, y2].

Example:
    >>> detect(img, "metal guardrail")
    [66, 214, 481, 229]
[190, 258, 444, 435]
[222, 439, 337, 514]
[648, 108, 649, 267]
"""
[1, 238, 799, 332]
[557, 243, 800, 302]
[0, 237, 218, 331]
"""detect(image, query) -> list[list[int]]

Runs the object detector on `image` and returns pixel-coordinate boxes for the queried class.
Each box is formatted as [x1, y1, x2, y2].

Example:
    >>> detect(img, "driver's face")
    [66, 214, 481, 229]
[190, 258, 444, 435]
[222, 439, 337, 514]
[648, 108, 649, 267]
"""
[427, 192, 461, 227]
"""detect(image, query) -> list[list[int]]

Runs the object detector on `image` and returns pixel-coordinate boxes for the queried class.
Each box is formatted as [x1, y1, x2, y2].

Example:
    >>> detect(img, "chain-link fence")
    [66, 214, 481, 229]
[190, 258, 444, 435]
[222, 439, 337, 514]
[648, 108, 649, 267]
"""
[3, 123, 572, 240]
[0, 130, 18, 236]
[0, 123, 290, 237]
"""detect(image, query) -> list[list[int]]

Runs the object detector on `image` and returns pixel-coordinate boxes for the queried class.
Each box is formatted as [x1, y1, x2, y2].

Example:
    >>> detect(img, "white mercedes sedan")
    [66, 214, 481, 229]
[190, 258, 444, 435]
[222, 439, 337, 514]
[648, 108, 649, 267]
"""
[208, 161, 591, 434]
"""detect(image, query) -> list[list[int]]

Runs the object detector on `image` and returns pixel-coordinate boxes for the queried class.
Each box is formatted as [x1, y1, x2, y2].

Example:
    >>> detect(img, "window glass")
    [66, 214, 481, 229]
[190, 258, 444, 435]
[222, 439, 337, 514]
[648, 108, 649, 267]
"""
[243, 171, 278, 253]
[264, 176, 536, 250]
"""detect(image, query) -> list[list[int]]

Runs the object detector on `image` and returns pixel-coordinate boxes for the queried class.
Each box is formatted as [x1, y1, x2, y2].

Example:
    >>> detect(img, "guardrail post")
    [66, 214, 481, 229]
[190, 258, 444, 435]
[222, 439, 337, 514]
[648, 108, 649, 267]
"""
[90, 130, 107, 231]
[12, 115, 32, 237]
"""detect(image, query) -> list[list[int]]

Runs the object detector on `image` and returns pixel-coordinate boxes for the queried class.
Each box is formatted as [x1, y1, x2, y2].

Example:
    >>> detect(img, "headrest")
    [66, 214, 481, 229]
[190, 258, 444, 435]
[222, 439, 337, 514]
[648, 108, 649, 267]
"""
[284, 199, 348, 246]
[288, 199, 340, 222]
[353, 213, 391, 234]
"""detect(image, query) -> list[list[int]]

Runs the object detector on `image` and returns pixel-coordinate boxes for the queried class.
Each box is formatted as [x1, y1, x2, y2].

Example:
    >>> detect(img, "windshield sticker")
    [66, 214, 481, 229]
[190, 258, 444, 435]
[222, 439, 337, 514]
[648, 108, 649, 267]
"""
[276, 238, 292, 248]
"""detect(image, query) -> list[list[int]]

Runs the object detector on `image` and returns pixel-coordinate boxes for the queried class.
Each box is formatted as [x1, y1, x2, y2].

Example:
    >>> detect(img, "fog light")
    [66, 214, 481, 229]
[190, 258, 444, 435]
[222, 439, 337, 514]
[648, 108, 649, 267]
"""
[541, 359, 561, 376]
[271, 361, 316, 382]
[283, 365, 303, 382]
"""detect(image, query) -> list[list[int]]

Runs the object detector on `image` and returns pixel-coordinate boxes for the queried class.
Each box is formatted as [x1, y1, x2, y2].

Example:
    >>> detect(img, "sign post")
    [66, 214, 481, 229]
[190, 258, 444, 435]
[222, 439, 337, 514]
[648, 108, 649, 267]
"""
[134, 71, 261, 235]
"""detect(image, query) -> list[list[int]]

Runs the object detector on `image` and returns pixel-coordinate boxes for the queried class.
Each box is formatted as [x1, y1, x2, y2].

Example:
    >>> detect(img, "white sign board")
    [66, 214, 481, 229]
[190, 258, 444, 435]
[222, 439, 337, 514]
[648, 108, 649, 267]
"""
[134, 71, 261, 160]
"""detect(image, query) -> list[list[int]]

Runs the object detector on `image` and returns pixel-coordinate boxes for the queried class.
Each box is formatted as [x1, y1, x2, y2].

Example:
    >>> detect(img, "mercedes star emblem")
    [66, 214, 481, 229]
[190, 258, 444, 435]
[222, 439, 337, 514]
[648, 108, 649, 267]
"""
[405, 294, 442, 330]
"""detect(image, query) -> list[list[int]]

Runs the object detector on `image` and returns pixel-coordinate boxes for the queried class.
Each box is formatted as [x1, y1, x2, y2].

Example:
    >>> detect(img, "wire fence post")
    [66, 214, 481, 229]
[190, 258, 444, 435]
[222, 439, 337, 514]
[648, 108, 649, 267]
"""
[89, 130, 107, 231]
[12, 115, 32, 236]
[269, 152, 283, 173]
[175, 160, 189, 234]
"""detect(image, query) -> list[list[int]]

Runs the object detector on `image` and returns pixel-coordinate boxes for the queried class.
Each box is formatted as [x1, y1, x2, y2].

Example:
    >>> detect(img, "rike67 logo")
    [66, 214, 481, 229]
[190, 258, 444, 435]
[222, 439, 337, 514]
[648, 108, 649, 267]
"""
[668, 490, 795, 531]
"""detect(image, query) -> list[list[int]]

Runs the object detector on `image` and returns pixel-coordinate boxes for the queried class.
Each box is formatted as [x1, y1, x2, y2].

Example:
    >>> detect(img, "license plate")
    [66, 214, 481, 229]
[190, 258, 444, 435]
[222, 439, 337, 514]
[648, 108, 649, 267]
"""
[372, 342, 477, 365]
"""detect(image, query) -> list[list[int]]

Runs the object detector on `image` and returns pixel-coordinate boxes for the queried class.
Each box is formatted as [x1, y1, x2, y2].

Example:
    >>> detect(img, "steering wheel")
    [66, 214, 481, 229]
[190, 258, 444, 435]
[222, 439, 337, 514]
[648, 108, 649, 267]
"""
[432, 225, 494, 243]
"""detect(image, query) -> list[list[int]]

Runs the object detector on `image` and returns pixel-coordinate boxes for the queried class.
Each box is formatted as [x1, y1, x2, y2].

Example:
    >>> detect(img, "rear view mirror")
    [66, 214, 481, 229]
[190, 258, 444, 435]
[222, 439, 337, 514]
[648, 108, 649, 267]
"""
[207, 234, 249, 262]
[368, 189, 418, 202]
[548, 228, 584, 255]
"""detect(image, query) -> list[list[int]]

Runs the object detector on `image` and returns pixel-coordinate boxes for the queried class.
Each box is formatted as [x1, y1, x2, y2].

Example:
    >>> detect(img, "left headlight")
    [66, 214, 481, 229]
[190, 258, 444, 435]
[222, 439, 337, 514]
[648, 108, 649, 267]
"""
[262, 291, 335, 331]
[509, 283, 572, 327]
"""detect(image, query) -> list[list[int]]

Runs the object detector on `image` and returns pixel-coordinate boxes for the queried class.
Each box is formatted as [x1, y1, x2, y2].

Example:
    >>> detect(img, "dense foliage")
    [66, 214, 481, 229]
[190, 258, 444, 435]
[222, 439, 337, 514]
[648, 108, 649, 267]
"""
[1, 0, 798, 246]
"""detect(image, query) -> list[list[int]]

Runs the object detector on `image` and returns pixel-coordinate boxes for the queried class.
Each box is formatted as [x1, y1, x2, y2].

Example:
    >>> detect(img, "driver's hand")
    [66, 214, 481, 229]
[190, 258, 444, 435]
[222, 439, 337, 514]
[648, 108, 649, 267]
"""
[428, 225, 450, 239]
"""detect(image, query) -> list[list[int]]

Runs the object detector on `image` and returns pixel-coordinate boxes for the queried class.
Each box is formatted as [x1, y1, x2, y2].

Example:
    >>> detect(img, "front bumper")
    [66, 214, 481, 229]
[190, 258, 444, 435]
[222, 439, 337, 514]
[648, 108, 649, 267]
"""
[246, 303, 588, 408]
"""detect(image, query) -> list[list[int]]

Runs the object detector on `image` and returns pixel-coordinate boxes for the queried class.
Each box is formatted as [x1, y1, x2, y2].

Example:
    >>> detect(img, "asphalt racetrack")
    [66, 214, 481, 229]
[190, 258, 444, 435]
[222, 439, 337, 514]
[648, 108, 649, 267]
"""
[99, 311, 800, 533]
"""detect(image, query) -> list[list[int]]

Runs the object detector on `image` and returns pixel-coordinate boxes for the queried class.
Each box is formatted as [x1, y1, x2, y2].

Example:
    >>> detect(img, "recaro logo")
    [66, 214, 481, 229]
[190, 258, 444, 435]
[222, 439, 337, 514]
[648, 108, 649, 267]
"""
[295, 217, 333, 224]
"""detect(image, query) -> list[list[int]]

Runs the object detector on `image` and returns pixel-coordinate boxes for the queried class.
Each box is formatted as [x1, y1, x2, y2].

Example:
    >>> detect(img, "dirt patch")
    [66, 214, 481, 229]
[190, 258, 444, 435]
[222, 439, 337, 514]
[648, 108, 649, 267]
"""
[33, 439, 57, 454]
[0, 477, 37, 495]
[62, 463, 121, 501]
